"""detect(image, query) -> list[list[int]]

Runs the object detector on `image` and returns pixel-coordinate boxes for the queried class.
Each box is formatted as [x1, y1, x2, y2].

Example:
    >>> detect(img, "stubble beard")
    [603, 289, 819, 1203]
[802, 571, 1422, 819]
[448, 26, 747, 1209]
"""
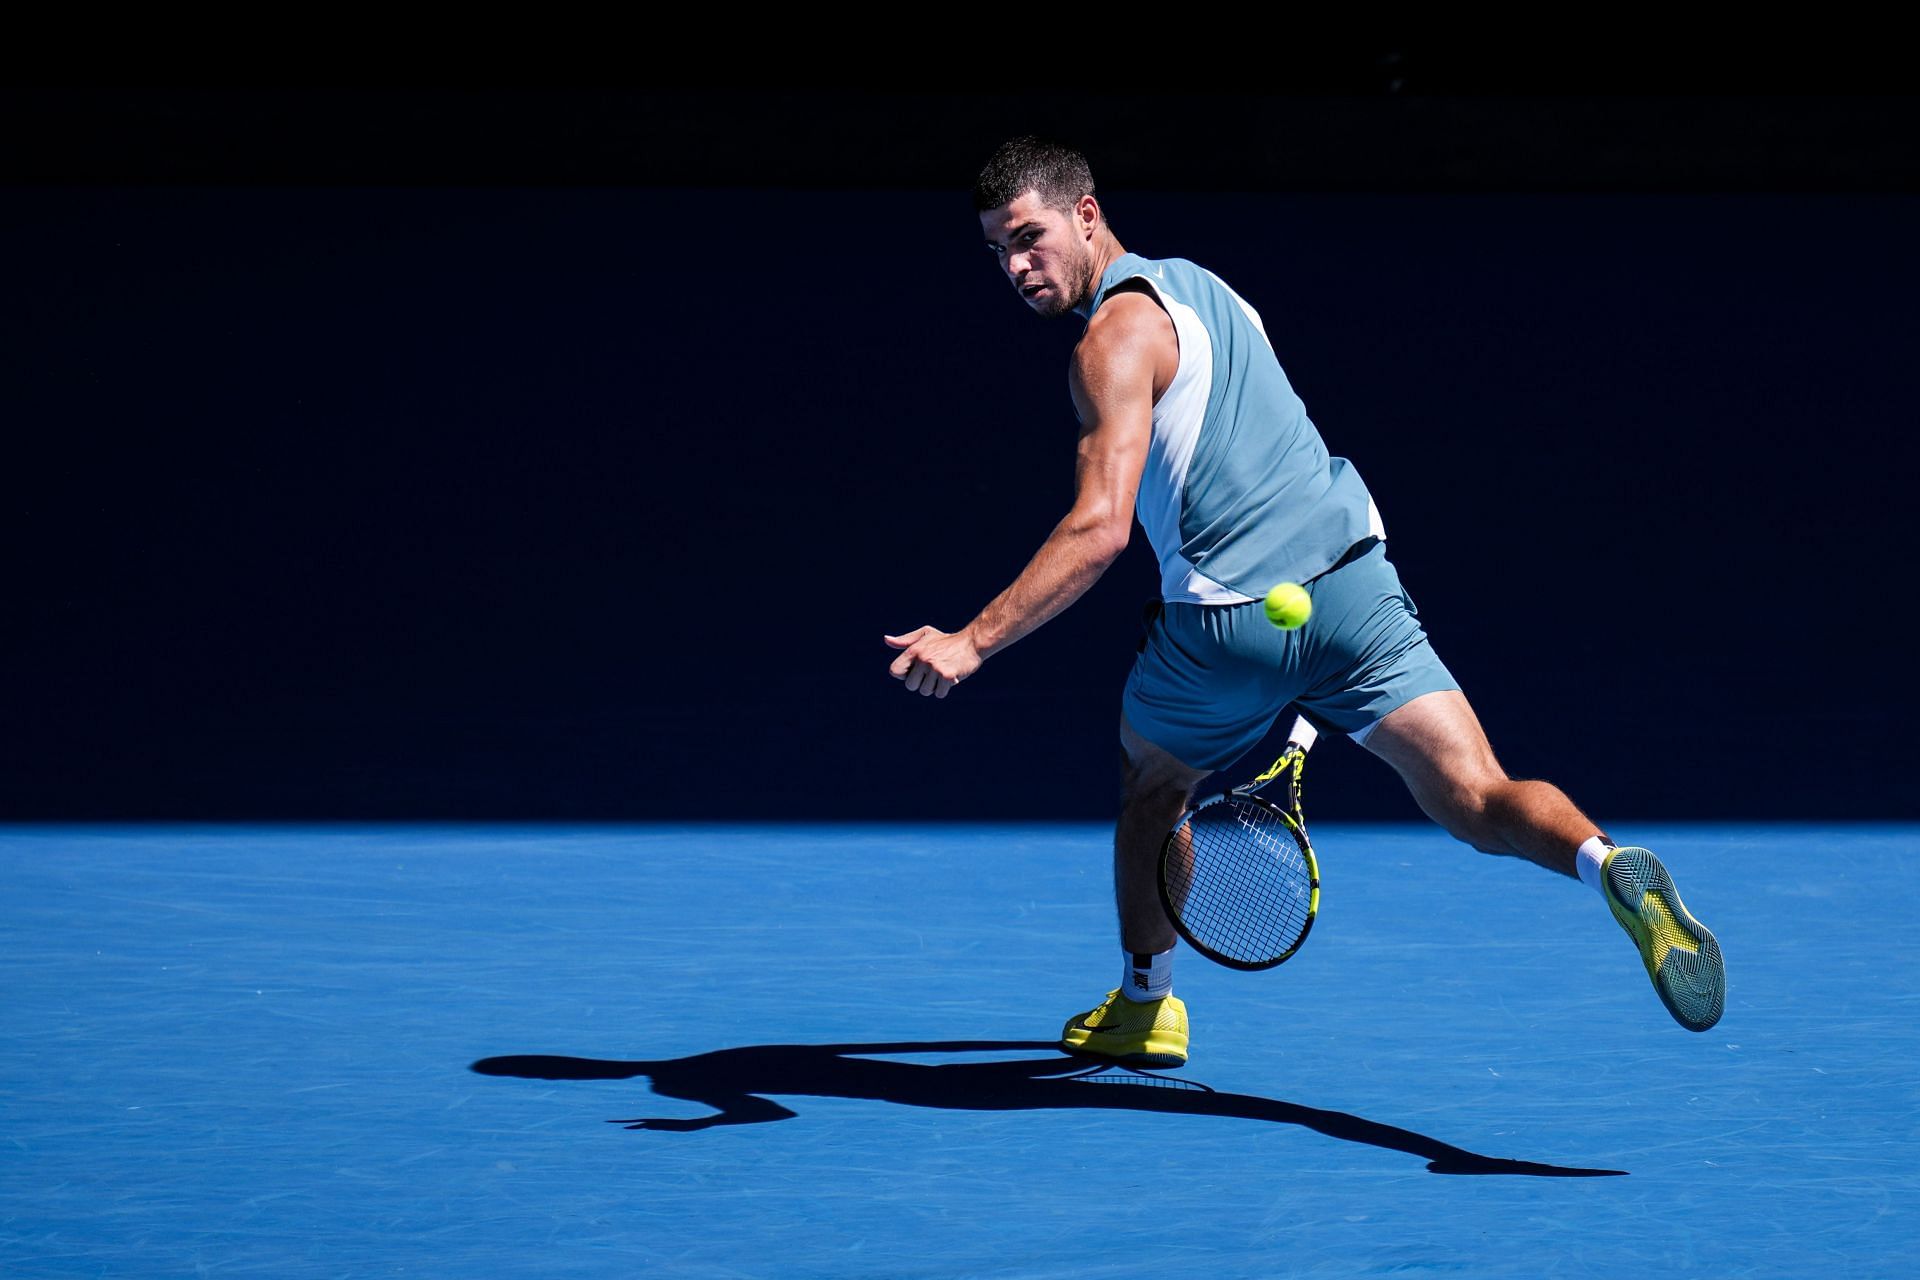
[1035, 243, 1097, 319]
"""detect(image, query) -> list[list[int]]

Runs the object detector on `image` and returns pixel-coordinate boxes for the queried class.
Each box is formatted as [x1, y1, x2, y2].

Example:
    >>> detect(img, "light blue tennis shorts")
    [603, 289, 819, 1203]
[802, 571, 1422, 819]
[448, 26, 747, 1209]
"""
[1122, 539, 1459, 771]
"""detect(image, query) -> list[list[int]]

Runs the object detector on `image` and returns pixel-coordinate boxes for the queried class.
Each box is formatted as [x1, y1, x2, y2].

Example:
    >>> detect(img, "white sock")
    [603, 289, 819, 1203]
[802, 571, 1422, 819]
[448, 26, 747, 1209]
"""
[1575, 835, 1615, 896]
[1121, 948, 1173, 1002]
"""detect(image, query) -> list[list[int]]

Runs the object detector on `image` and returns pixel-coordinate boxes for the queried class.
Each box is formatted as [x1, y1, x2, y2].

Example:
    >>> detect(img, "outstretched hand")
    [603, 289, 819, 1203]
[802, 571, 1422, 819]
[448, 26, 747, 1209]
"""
[611, 1116, 715, 1132]
[885, 626, 984, 699]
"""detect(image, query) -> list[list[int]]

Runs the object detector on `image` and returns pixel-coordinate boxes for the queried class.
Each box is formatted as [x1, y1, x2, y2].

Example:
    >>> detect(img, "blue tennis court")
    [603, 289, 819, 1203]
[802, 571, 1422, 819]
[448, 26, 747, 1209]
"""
[3, 822, 1912, 1276]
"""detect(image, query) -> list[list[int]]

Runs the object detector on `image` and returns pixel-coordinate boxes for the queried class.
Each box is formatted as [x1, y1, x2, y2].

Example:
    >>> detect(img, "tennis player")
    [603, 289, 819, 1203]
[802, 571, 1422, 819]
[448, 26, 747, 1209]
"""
[885, 137, 1725, 1066]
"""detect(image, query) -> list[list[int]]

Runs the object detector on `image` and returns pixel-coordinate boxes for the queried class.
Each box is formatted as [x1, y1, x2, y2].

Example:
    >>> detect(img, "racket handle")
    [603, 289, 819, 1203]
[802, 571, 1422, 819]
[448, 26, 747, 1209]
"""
[1286, 716, 1319, 754]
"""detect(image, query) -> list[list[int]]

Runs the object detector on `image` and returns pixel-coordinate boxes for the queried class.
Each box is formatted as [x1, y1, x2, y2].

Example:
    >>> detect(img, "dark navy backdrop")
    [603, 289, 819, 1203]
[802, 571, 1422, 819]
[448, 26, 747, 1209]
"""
[4, 184, 1913, 818]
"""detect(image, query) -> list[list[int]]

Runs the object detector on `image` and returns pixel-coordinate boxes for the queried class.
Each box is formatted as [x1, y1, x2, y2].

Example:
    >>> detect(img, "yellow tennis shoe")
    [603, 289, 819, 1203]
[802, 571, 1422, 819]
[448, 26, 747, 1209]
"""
[1603, 846, 1726, 1031]
[1061, 989, 1189, 1067]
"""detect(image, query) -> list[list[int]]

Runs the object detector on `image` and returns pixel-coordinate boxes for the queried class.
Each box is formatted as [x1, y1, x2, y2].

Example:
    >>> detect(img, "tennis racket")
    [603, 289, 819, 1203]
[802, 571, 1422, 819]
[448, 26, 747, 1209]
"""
[1157, 716, 1320, 970]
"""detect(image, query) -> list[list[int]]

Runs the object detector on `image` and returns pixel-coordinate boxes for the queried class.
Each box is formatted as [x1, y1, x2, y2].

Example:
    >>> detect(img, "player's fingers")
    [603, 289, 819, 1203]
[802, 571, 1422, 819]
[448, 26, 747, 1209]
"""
[934, 675, 955, 699]
[883, 627, 933, 649]
[903, 661, 929, 694]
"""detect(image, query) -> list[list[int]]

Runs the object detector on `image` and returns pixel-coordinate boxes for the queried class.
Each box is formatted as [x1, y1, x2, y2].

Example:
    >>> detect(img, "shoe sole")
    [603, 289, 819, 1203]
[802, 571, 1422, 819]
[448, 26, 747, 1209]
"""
[1059, 1038, 1189, 1069]
[1604, 847, 1726, 1032]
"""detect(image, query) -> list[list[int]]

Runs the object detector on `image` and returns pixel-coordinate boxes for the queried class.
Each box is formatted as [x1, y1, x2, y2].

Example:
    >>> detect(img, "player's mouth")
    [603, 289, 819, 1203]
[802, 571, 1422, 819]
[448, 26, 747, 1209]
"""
[1021, 281, 1046, 301]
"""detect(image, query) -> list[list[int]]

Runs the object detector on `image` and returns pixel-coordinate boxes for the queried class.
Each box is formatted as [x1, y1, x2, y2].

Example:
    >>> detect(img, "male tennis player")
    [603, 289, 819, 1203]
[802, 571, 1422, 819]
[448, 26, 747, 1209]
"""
[885, 137, 1725, 1066]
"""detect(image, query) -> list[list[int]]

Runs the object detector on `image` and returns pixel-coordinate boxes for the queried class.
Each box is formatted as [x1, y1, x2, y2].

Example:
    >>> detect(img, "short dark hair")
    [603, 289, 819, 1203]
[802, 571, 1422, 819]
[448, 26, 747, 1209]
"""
[973, 136, 1095, 214]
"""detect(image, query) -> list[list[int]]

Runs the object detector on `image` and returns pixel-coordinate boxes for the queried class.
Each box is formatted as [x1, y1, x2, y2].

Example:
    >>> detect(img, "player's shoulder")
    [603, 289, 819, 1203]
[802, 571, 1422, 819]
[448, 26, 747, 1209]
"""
[1072, 282, 1179, 405]
[1074, 288, 1174, 379]
[1089, 284, 1166, 327]
[1082, 279, 1174, 348]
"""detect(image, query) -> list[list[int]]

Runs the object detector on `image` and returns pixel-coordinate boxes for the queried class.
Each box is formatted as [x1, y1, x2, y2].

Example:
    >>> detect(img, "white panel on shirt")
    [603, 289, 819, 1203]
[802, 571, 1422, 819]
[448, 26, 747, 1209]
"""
[1126, 273, 1256, 605]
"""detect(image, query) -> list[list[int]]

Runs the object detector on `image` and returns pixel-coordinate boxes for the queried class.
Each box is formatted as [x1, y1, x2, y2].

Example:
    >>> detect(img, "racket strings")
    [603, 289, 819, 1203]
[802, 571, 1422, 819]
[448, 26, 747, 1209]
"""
[1166, 797, 1314, 966]
[1069, 1065, 1215, 1092]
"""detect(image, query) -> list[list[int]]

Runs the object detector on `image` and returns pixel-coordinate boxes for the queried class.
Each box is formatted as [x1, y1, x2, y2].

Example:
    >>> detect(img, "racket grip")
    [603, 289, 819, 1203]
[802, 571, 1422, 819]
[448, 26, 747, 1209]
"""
[1286, 716, 1319, 753]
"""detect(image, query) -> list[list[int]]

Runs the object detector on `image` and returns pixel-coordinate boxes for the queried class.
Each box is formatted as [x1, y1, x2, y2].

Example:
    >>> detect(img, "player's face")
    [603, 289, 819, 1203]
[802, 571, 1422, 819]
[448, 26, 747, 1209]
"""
[980, 191, 1096, 318]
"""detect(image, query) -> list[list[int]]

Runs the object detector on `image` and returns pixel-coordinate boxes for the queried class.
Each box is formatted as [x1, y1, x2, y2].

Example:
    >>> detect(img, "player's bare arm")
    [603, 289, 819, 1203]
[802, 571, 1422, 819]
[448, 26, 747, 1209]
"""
[886, 290, 1177, 698]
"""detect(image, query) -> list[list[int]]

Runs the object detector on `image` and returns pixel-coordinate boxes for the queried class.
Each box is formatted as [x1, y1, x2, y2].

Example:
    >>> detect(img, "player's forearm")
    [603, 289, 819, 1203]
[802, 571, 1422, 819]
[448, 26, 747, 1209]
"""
[965, 514, 1128, 658]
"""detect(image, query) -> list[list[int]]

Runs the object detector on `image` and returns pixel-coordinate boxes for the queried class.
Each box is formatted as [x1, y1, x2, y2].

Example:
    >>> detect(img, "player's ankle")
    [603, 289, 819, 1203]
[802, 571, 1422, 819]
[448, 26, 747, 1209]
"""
[1575, 835, 1615, 896]
[1120, 947, 1173, 1002]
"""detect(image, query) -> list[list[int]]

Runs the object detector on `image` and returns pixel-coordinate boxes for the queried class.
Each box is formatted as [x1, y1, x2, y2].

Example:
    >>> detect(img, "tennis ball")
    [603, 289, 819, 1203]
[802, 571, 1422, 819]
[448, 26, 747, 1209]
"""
[1263, 582, 1311, 630]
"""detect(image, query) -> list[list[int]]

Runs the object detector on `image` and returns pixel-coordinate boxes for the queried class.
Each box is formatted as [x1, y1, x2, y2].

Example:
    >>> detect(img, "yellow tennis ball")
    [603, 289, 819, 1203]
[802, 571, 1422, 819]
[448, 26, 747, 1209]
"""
[1263, 582, 1311, 630]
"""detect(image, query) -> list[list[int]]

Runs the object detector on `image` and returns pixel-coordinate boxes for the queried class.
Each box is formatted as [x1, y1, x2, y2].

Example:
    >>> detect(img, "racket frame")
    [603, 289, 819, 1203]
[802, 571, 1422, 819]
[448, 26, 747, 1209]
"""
[1156, 720, 1322, 971]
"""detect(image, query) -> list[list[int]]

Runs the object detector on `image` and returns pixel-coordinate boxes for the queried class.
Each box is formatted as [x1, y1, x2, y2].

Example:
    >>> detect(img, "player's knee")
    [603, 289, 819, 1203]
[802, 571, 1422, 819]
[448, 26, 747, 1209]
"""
[1429, 776, 1565, 856]
[1121, 769, 1193, 815]
[1437, 802, 1500, 854]
[1421, 774, 1510, 853]
[1119, 753, 1196, 817]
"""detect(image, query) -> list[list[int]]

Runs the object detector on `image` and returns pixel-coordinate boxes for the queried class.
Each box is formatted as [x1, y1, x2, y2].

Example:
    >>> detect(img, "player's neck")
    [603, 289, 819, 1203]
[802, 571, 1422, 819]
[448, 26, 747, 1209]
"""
[1074, 232, 1128, 320]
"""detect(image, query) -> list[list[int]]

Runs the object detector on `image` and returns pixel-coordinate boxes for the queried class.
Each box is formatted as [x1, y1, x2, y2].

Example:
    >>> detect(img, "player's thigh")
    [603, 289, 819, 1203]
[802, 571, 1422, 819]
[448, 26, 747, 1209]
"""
[1121, 598, 1304, 777]
[1357, 689, 1508, 811]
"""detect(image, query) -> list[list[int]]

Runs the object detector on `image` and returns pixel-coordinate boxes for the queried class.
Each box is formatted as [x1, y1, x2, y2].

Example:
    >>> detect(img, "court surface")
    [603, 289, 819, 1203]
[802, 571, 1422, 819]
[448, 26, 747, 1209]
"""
[4, 823, 1914, 1278]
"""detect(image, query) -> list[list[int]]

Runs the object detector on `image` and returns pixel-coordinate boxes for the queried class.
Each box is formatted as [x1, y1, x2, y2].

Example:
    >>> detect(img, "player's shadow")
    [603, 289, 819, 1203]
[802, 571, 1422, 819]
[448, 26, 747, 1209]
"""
[472, 1040, 1624, 1177]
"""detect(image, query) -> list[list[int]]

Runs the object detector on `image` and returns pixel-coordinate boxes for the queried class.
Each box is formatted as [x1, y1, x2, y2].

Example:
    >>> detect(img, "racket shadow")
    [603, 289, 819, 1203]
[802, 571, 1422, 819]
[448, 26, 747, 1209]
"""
[472, 1040, 1624, 1177]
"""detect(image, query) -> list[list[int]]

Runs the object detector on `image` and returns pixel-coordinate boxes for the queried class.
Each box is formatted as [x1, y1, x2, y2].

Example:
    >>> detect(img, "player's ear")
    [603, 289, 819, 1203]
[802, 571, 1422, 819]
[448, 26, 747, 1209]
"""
[1076, 194, 1100, 237]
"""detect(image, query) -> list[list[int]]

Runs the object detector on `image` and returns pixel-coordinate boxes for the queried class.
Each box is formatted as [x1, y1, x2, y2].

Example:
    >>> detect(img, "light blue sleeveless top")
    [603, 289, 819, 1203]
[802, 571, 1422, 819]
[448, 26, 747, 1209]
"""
[1090, 252, 1381, 603]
